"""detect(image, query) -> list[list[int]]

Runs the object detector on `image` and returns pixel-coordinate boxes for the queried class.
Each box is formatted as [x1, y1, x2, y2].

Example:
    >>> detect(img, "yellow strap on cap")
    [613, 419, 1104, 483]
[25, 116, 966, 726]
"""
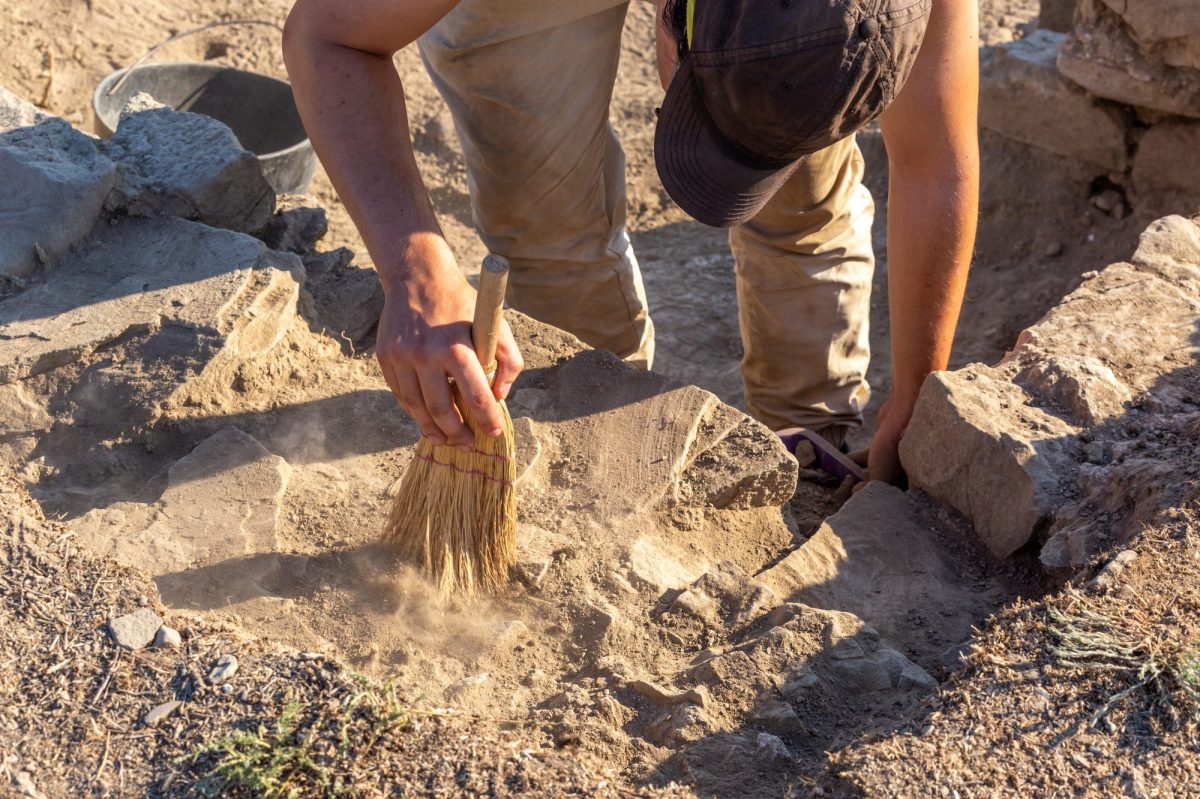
[686, 0, 695, 48]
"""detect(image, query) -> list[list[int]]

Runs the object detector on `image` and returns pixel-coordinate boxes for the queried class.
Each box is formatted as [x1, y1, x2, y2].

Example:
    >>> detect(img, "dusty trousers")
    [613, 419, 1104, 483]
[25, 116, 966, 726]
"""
[419, 0, 875, 433]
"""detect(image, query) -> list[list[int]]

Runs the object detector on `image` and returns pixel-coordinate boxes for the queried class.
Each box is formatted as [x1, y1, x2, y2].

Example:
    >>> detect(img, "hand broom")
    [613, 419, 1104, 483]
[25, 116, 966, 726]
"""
[384, 254, 517, 596]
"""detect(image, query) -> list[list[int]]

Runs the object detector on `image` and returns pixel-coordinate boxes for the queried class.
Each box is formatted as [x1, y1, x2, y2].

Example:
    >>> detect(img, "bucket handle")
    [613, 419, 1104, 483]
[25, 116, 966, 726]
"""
[105, 19, 285, 97]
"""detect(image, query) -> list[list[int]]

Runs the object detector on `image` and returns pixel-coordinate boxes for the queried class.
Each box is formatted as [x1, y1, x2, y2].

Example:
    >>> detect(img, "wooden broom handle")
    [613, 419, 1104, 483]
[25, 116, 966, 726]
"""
[473, 255, 510, 378]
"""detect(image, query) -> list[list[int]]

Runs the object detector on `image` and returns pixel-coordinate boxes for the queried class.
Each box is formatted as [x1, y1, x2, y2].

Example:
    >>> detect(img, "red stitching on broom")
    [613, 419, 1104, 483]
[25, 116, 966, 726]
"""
[416, 454, 514, 486]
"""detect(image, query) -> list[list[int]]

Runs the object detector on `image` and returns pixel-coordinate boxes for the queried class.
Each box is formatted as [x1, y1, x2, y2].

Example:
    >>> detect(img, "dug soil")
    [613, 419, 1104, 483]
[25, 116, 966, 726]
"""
[3, 2, 1198, 798]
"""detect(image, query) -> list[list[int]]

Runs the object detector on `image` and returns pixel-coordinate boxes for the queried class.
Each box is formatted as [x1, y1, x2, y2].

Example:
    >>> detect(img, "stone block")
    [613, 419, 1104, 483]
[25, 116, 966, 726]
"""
[1132, 121, 1200, 199]
[1060, 1, 1200, 118]
[980, 30, 1128, 171]
[105, 94, 274, 232]
[1040, 0, 1075, 33]
[899, 366, 1078, 559]
[0, 216, 302, 409]
[0, 86, 117, 282]
[754, 483, 1000, 666]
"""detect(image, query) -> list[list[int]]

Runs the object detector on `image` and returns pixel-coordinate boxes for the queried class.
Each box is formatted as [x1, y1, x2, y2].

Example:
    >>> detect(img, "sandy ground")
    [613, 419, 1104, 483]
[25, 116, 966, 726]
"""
[3, 1, 1195, 797]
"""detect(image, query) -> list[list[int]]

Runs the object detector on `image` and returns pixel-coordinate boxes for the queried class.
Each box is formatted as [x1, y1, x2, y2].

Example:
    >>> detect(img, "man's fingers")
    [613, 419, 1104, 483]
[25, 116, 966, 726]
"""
[448, 347, 505, 438]
[416, 365, 471, 448]
[492, 323, 524, 400]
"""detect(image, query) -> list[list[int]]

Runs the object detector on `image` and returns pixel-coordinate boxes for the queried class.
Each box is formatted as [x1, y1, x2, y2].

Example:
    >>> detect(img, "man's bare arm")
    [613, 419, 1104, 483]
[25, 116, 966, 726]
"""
[873, 0, 980, 483]
[283, 0, 523, 449]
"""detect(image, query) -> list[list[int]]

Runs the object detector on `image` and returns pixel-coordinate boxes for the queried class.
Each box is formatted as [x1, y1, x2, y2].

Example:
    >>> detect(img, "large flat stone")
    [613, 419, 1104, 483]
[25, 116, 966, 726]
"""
[0, 86, 117, 282]
[754, 483, 1000, 667]
[105, 94, 274, 232]
[980, 30, 1128, 171]
[71, 427, 291, 606]
[0, 216, 302, 412]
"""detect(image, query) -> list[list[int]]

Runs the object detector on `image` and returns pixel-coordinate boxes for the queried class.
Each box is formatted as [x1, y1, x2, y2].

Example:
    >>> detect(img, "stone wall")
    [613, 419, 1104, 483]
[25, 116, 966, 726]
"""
[986, 0, 1200, 212]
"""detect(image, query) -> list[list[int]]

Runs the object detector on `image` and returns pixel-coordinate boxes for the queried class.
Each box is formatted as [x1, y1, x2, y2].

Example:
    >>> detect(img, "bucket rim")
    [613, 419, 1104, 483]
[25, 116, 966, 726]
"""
[92, 61, 312, 159]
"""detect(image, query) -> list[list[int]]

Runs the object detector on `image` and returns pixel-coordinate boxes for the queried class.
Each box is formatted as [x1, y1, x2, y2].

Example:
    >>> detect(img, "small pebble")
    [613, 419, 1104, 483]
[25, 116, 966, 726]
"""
[107, 608, 164, 651]
[207, 654, 239, 684]
[142, 700, 181, 726]
[1044, 241, 1064, 258]
[153, 625, 182, 649]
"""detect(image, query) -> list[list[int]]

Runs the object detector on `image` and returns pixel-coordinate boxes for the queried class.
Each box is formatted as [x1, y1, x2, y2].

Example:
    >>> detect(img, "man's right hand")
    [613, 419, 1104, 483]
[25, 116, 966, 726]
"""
[375, 240, 523, 450]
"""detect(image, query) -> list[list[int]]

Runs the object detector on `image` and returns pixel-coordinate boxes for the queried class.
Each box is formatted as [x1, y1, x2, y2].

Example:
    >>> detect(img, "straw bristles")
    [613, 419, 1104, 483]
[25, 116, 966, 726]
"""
[384, 393, 516, 596]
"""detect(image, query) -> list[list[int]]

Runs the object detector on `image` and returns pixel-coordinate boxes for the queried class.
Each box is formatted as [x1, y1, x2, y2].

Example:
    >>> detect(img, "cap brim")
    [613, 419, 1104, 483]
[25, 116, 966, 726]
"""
[655, 59, 801, 229]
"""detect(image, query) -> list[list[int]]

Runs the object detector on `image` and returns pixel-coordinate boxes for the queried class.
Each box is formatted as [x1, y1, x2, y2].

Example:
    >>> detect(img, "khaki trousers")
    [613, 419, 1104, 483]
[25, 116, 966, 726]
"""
[419, 0, 875, 432]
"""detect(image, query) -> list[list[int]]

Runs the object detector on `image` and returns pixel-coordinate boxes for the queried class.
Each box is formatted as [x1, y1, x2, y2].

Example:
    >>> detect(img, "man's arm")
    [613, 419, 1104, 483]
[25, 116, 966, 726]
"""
[283, 0, 523, 450]
[871, 0, 980, 484]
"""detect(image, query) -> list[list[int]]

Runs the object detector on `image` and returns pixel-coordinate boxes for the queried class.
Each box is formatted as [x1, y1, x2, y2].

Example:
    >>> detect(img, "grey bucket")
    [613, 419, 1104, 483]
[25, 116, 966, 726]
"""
[93, 62, 316, 195]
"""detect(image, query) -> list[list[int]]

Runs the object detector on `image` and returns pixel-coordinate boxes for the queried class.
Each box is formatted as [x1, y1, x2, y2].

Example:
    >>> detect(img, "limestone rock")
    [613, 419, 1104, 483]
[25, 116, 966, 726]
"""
[1132, 121, 1200, 201]
[1059, 1, 1200, 118]
[0, 86, 118, 282]
[299, 246, 383, 346]
[754, 483, 1000, 667]
[207, 654, 239, 684]
[980, 30, 1128, 171]
[512, 348, 795, 517]
[899, 366, 1078, 559]
[1040, 0, 1076, 32]
[107, 608, 164, 650]
[106, 93, 274, 232]
[71, 427, 292, 606]
[1015, 354, 1132, 425]
[259, 196, 328, 254]
[154, 625, 182, 649]
[0, 216, 302, 403]
[142, 699, 182, 726]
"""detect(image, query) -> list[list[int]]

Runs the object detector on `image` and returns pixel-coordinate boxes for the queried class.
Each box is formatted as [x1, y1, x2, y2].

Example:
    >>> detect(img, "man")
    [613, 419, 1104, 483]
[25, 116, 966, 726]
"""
[282, 0, 978, 485]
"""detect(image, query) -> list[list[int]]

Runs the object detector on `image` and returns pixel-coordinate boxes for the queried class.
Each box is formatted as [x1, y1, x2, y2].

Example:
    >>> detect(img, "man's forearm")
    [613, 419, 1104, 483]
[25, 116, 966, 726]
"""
[283, 7, 452, 292]
[884, 163, 978, 421]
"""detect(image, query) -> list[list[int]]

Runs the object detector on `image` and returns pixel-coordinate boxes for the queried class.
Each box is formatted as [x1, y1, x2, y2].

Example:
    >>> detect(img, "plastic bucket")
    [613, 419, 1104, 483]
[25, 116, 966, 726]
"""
[93, 62, 315, 195]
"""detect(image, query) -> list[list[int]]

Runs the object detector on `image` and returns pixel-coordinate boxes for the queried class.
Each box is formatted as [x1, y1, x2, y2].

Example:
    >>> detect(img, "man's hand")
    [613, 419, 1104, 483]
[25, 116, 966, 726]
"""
[375, 239, 523, 450]
[864, 396, 908, 486]
[285, 0, 530, 440]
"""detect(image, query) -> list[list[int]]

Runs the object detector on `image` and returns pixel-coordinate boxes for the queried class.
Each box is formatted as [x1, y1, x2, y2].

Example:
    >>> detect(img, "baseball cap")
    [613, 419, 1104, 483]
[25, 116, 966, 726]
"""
[654, 0, 932, 228]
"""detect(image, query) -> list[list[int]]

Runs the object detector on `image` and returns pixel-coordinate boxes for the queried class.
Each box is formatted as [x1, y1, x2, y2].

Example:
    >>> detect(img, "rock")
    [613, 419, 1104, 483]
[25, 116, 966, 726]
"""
[754, 732, 795, 764]
[207, 654, 239, 684]
[512, 416, 542, 485]
[1059, 1, 1200, 118]
[750, 699, 804, 734]
[0, 86, 118, 282]
[513, 558, 550, 589]
[153, 625, 182, 649]
[1015, 354, 1132, 425]
[12, 770, 47, 799]
[142, 699, 182, 726]
[689, 649, 756, 687]
[754, 484, 1000, 667]
[73, 428, 292, 607]
[669, 588, 718, 621]
[792, 438, 816, 468]
[1132, 121, 1200, 201]
[258, 196, 328, 254]
[106, 94, 274, 232]
[1039, 0, 1075, 32]
[0, 382, 52, 463]
[628, 679, 707, 707]
[299, 246, 383, 346]
[899, 366, 1077, 558]
[980, 31, 1128, 171]
[445, 672, 490, 703]
[107, 608, 163, 650]
[1091, 549, 1139, 589]
[0, 215, 302, 390]
[625, 537, 697, 593]
[515, 349, 795, 515]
